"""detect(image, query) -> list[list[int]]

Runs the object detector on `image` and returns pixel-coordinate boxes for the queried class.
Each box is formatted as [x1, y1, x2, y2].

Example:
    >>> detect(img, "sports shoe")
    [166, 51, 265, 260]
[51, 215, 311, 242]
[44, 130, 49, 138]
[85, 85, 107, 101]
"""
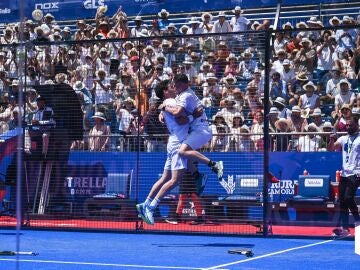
[211, 161, 224, 180]
[165, 218, 179, 225]
[136, 203, 147, 221]
[332, 228, 350, 237]
[144, 206, 155, 225]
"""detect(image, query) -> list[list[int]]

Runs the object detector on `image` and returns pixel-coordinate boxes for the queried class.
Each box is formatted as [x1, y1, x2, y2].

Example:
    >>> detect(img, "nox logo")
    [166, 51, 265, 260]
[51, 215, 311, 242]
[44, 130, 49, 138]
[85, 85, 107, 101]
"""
[83, 0, 106, 9]
[35, 2, 59, 10]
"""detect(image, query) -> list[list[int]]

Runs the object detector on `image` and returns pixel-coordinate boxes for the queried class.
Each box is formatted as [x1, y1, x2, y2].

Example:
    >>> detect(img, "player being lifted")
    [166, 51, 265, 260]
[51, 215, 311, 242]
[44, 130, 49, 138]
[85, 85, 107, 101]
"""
[137, 78, 223, 225]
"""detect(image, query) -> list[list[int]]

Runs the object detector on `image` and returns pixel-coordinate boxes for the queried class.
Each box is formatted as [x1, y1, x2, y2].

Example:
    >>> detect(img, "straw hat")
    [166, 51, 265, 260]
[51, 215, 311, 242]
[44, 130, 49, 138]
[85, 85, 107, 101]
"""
[124, 97, 135, 105]
[321, 121, 334, 131]
[143, 45, 155, 54]
[300, 37, 313, 46]
[92, 112, 106, 121]
[310, 108, 322, 117]
[241, 49, 253, 58]
[232, 112, 244, 122]
[134, 16, 143, 22]
[251, 21, 260, 30]
[206, 73, 217, 81]
[295, 72, 308, 81]
[222, 74, 237, 85]
[282, 22, 294, 29]
[200, 61, 212, 71]
[337, 79, 351, 89]
[302, 81, 317, 91]
[226, 53, 237, 62]
[139, 29, 149, 37]
[282, 59, 291, 66]
[291, 105, 301, 113]
[201, 12, 213, 21]
[122, 41, 134, 49]
[296, 21, 308, 28]
[218, 11, 227, 17]
[73, 81, 85, 91]
[44, 13, 54, 19]
[213, 111, 225, 121]
[233, 6, 244, 14]
[305, 122, 320, 132]
[329, 16, 341, 26]
[179, 25, 189, 32]
[275, 118, 290, 130]
[274, 97, 287, 107]
[240, 124, 250, 133]
[158, 9, 170, 18]
[269, 107, 280, 115]
[188, 17, 201, 24]
[340, 103, 351, 112]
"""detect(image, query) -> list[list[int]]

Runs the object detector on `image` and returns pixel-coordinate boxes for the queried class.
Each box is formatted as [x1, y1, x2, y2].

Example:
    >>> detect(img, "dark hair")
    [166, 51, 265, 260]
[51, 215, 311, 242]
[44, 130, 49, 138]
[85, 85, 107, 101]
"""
[173, 73, 189, 84]
[154, 79, 169, 101]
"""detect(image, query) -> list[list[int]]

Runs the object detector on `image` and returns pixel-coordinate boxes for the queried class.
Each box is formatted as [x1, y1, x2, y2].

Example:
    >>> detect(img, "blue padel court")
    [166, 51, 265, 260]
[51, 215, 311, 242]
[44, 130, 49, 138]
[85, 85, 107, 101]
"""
[0, 229, 358, 270]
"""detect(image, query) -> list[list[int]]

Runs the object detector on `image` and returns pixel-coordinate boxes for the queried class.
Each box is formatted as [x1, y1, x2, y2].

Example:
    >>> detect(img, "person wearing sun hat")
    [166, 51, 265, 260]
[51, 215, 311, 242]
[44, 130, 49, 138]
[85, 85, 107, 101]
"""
[273, 118, 292, 151]
[334, 79, 356, 115]
[335, 16, 357, 56]
[89, 111, 110, 151]
[157, 9, 170, 31]
[200, 12, 213, 33]
[211, 11, 232, 40]
[297, 122, 321, 152]
[294, 37, 316, 80]
[298, 81, 320, 114]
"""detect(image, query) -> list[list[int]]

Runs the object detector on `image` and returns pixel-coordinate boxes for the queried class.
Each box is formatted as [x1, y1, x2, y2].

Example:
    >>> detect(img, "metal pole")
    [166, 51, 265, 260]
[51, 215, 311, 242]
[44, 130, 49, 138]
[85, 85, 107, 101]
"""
[263, 28, 272, 237]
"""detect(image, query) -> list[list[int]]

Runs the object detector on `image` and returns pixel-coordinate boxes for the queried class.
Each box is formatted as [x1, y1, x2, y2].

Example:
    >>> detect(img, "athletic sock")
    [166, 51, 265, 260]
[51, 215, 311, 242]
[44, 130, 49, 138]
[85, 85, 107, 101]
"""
[208, 161, 216, 167]
[144, 198, 152, 207]
[149, 198, 160, 210]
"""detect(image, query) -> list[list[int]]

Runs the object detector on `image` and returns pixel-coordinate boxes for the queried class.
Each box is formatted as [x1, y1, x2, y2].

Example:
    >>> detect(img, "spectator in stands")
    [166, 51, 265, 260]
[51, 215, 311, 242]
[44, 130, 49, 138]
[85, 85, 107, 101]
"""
[230, 118, 255, 152]
[335, 16, 357, 56]
[145, 64, 170, 99]
[339, 49, 356, 79]
[200, 12, 213, 33]
[92, 69, 111, 109]
[117, 97, 135, 137]
[210, 123, 229, 152]
[245, 83, 262, 118]
[309, 108, 323, 129]
[73, 81, 93, 131]
[238, 49, 257, 80]
[281, 60, 296, 94]
[221, 75, 241, 98]
[183, 57, 198, 85]
[334, 104, 353, 132]
[251, 110, 264, 151]
[297, 123, 321, 152]
[158, 9, 171, 31]
[269, 71, 289, 102]
[130, 16, 146, 37]
[306, 16, 323, 41]
[226, 112, 243, 151]
[282, 22, 294, 40]
[223, 53, 239, 77]
[197, 61, 213, 85]
[289, 105, 307, 132]
[143, 97, 167, 152]
[325, 67, 343, 104]
[220, 96, 238, 127]
[268, 107, 280, 132]
[249, 68, 264, 94]
[187, 17, 203, 36]
[320, 121, 334, 151]
[273, 32, 288, 55]
[298, 81, 320, 116]
[294, 38, 316, 79]
[352, 46, 360, 78]
[202, 73, 221, 107]
[329, 16, 341, 28]
[114, 14, 130, 39]
[212, 11, 232, 41]
[272, 49, 288, 74]
[273, 97, 291, 119]
[316, 31, 337, 90]
[273, 118, 292, 152]
[334, 79, 356, 114]
[89, 112, 110, 151]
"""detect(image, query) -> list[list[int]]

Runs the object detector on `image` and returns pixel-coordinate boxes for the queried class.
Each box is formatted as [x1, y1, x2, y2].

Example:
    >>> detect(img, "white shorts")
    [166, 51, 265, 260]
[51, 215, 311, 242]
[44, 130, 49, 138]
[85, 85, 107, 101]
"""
[164, 143, 187, 171]
[183, 126, 212, 150]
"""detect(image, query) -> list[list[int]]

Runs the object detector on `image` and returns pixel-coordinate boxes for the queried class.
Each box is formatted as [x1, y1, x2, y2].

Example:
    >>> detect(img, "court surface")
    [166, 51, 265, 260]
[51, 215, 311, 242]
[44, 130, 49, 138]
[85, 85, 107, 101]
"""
[0, 229, 358, 270]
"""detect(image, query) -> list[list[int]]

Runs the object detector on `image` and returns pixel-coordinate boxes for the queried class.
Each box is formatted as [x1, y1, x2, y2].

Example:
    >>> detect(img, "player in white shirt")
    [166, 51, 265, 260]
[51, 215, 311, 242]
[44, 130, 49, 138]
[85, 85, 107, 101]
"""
[329, 116, 360, 236]
[136, 80, 191, 225]
[164, 74, 224, 180]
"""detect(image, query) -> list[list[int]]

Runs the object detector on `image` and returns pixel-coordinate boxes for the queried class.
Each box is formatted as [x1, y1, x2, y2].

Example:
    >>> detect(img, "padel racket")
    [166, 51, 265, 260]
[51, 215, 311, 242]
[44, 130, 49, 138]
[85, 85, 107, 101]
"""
[0, 251, 39, 256]
[228, 249, 254, 257]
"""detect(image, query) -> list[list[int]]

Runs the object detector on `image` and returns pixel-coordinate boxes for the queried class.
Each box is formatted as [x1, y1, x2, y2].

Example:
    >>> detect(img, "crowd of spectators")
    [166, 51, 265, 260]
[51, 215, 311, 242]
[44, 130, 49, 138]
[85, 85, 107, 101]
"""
[0, 5, 360, 152]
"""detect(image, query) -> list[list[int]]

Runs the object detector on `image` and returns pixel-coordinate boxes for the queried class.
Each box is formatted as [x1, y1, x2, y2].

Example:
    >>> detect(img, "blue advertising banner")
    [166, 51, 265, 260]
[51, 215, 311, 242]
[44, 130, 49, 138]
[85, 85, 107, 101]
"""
[0, 0, 353, 23]
[65, 151, 342, 205]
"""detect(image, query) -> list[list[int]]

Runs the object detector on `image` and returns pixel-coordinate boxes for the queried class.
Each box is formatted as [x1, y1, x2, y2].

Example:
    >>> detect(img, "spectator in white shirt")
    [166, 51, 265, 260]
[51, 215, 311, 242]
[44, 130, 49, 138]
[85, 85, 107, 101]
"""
[334, 79, 356, 114]
[130, 16, 147, 37]
[212, 11, 232, 41]
[297, 123, 321, 152]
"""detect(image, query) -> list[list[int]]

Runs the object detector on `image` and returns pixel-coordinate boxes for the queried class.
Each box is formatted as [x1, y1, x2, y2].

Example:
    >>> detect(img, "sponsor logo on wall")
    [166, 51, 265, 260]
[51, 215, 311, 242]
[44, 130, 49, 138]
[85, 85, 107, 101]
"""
[35, 2, 60, 12]
[0, 8, 11, 14]
[220, 175, 236, 194]
[83, 0, 106, 9]
[64, 176, 107, 195]
[269, 180, 295, 195]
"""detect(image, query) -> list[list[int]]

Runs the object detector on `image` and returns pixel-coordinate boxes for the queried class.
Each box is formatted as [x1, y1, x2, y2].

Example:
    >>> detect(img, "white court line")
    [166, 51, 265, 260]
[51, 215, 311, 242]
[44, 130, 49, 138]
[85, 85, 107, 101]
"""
[0, 258, 208, 270]
[204, 239, 335, 270]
